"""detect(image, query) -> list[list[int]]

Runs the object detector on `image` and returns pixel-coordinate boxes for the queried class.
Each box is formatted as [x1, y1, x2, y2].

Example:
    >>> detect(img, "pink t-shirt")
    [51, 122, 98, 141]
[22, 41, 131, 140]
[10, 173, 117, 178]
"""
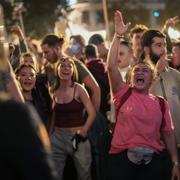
[109, 85, 174, 154]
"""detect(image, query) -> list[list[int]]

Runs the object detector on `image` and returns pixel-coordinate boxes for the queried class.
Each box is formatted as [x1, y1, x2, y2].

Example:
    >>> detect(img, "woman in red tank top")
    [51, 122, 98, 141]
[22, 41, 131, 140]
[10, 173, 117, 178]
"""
[49, 56, 96, 180]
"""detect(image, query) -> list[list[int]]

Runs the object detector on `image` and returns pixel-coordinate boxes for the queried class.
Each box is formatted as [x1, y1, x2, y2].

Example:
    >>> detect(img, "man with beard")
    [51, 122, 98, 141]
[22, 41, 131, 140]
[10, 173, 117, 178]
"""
[141, 29, 180, 180]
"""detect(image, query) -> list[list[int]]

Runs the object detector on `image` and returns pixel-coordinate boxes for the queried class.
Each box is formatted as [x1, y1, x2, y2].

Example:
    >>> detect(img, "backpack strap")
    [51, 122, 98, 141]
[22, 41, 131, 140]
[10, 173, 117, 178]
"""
[111, 88, 132, 134]
[115, 88, 132, 117]
[157, 96, 166, 129]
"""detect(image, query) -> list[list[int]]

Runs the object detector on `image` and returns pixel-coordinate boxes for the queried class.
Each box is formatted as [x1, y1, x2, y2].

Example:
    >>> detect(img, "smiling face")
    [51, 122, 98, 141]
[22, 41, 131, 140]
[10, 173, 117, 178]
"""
[58, 59, 74, 81]
[17, 66, 36, 92]
[130, 63, 153, 93]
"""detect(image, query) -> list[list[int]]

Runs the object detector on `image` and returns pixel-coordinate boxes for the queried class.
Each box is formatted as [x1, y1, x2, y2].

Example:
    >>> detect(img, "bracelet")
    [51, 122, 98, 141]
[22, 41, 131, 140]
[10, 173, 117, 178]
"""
[116, 33, 124, 39]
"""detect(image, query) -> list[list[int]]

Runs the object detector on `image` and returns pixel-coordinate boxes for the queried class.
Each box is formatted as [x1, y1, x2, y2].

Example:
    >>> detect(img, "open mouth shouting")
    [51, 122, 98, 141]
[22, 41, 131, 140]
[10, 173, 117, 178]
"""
[131, 63, 153, 92]
[136, 76, 145, 86]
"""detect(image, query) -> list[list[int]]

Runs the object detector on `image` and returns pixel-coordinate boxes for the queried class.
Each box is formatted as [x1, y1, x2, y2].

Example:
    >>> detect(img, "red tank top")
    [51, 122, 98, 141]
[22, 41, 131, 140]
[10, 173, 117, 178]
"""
[53, 84, 84, 128]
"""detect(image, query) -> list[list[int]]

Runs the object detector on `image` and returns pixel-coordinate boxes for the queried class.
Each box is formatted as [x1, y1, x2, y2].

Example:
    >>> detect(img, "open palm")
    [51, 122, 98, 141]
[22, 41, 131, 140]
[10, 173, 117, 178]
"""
[114, 10, 130, 35]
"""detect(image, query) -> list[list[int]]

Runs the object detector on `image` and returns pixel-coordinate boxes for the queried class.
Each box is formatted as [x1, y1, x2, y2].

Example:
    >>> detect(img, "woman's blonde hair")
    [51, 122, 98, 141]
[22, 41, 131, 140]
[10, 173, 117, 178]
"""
[51, 56, 79, 92]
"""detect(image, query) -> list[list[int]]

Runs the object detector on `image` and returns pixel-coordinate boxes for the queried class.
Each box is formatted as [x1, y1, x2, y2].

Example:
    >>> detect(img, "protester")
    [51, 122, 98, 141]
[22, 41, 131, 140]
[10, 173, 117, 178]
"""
[19, 52, 38, 71]
[109, 39, 133, 124]
[129, 24, 149, 62]
[65, 35, 86, 63]
[106, 10, 179, 180]
[88, 34, 109, 62]
[15, 64, 51, 126]
[172, 41, 180, 71]
[141, 30, 180, 159]
[84, 44, 110, 118]
[9, 25, 28, 70]
[49, 56, 96, 180]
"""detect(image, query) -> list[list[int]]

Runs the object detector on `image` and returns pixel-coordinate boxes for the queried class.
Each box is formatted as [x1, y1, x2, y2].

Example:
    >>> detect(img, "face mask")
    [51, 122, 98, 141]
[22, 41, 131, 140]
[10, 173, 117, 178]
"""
[70, 44, 79, 55]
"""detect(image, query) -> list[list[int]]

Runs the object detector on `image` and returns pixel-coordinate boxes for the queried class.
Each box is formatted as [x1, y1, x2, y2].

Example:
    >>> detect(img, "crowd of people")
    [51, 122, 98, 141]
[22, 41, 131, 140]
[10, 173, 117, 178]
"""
[1, 6, 180, 180]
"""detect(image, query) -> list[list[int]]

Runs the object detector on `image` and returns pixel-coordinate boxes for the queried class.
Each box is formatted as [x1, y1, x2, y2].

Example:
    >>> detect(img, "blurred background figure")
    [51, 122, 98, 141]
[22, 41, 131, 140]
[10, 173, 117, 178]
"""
[65, 34, 86, 63]
[88, 34, 109, 62]
[129, 24, 149, 62]
[0, 96, 57, 180]
[54, 5, 69, 38]
[172, 41, 180, 71]
[19, 52, 38, 71]
[117, 39, 133, 81]
[15, 64, 51, 127]
[84, 44, 110, 118]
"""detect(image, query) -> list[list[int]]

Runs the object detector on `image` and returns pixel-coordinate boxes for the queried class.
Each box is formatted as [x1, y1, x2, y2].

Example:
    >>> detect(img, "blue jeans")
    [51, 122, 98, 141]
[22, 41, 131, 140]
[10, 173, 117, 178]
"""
[50, 130, 92, 180]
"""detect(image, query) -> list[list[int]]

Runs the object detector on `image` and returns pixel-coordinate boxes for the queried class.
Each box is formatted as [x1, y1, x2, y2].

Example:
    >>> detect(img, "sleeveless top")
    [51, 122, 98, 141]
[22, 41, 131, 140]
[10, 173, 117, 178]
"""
[53, 84, 84, 128]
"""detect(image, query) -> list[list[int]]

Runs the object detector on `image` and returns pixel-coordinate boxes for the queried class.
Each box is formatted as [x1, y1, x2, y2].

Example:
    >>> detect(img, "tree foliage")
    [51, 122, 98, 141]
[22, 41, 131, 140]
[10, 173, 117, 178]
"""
[1, 0, 68, 39]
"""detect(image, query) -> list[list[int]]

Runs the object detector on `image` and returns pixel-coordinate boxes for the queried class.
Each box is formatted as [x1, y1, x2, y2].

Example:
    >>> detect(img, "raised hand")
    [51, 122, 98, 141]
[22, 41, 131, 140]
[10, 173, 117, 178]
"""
[162, 16, 179, 32]
[10, 25, 27, 42]
[155, 54, 169, 75]
[114, 10, 131, 36]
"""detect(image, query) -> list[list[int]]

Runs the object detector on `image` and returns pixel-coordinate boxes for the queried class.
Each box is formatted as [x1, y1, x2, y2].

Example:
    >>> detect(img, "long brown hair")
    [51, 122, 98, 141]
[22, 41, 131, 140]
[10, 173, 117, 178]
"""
[52, 56, 79, 92]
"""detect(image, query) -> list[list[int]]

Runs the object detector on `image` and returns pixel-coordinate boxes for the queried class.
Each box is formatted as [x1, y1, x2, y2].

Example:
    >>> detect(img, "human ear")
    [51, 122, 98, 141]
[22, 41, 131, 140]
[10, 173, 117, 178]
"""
[144, 47, 150, 55]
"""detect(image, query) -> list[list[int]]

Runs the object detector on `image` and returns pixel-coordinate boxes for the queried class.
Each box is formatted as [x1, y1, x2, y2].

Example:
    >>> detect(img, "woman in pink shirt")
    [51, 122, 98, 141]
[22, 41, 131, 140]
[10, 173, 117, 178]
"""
[106, 10, 179, 180]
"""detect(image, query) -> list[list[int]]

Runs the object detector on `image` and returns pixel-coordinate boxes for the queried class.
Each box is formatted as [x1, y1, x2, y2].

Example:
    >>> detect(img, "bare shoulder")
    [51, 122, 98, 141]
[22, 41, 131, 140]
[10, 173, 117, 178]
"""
[74, 82, 85, 91]
[74, 83, 88, 97]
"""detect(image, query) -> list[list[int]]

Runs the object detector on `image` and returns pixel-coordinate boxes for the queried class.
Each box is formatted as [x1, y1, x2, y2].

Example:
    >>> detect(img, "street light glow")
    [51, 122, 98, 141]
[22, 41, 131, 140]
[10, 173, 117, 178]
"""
[153, 11, 160, 17]
[168, 27, 180, 39]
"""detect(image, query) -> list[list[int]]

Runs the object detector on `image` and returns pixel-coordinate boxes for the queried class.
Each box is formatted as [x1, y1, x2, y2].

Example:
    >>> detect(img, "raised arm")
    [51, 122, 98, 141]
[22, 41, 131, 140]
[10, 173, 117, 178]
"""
[162, 16, 179, 34]
[161, 16, 179, 52]
[107, 10, 130, 94]
[10, 25, 28, 52]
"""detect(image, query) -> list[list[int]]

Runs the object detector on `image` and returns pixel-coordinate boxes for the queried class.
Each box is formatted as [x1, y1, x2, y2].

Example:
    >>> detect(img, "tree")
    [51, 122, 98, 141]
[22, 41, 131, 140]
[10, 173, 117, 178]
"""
[1, 0, 69, 39]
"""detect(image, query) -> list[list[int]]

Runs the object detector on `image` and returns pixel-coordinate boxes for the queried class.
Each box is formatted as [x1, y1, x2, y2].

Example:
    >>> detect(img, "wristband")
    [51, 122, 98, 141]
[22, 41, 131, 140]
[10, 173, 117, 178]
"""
[116, 33, 124, 39]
